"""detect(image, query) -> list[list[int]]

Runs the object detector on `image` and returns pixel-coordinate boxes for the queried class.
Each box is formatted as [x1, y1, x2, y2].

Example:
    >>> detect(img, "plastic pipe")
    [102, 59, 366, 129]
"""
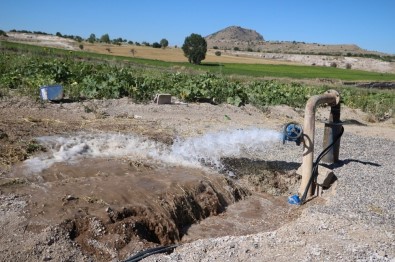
[298, 90, 340, 197]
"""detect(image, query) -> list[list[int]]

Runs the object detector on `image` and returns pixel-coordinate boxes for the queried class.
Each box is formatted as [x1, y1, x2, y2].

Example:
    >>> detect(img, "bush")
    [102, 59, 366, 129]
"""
[215, 51, 221, 56]
[346, 63, 352, 69]
[247, 47, 253, 52]
[160, 39, 169, 49]
[330, 62, 337, 68]
[0, 30, 8, 37]
[152, 42, 161, 48]
[79, 44, 84, 50]
[233, 47, 240, 51]
[213, 46, 218, 49]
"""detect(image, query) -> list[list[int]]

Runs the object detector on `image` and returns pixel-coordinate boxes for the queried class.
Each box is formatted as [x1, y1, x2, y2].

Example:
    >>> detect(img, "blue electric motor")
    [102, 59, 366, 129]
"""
[282, 122, 303, 146]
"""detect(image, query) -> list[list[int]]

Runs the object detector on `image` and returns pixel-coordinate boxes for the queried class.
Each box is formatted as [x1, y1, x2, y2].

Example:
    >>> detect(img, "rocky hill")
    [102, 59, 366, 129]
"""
[206, 26, 264, 43]
[205, 26, 389, 57]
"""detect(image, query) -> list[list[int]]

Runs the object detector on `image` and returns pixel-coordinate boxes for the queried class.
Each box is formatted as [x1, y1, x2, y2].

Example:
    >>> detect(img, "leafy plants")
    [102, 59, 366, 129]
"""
[0, 43, 393, 119]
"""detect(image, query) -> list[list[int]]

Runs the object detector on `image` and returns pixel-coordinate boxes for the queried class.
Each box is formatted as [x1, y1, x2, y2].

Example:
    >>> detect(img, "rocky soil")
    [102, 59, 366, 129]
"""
[0, 95, 394, 261]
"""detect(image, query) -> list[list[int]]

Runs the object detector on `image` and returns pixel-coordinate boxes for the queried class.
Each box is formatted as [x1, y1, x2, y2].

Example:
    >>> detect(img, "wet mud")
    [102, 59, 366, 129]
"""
[1, 155, 302, 261]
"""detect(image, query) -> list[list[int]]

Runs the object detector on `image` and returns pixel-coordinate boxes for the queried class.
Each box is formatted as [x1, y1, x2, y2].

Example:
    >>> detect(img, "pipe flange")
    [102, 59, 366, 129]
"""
[325, 89, 340, 105]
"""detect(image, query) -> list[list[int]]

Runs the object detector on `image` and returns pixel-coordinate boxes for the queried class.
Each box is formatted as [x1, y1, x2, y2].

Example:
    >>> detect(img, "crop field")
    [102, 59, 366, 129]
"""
[83, 42, 298, 65]
[0, 41, 394, 117]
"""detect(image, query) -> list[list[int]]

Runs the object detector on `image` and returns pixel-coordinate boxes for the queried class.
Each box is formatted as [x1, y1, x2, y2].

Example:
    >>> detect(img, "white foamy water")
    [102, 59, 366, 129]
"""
[24, 128, 281, 173]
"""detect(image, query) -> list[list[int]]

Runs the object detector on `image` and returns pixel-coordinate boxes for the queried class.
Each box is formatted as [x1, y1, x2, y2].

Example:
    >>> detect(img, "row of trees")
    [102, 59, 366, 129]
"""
[86, 33, 169, 48]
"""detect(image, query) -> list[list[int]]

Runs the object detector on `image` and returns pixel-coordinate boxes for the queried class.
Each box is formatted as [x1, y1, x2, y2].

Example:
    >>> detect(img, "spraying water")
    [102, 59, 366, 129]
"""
[24, 128, 281, 173]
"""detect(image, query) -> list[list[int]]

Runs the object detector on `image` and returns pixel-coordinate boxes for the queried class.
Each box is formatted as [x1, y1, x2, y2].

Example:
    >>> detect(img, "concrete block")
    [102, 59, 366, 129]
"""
[154, 94, 172, 105]
[316, 165, 335, 187]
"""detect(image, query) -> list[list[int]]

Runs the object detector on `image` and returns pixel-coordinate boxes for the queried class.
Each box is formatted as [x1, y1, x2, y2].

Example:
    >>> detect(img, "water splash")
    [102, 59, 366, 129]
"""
[162, 128, 281, 168]
[24, 128, 281, 173]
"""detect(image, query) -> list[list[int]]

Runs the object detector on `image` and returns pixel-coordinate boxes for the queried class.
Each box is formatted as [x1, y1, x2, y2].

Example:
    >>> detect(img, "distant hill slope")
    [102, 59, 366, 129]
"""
[205, 26, 389, 57]
[206, 26, 264, 42]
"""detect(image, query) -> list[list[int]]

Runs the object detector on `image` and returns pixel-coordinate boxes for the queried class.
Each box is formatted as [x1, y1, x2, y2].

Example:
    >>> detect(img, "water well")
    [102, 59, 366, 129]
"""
[3, 90, 344, 261]
[283, 89, 342, 204]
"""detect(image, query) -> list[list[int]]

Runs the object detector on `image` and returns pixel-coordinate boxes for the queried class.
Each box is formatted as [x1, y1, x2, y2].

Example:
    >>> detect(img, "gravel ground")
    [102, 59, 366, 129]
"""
[144, 129, 395, 262]
[1, 97, 394, 261]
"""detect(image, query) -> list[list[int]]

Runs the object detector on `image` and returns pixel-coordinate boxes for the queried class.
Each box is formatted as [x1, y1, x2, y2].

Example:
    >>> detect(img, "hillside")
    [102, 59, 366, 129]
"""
[205, 26, 389, 57]
[206, 26, 264, 42]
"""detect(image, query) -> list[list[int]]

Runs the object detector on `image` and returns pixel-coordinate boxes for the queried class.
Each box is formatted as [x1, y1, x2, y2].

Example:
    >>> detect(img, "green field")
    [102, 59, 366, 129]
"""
[2, 41, 395, 81]
[204, 63, 395, 81]
[0, 40, 394, 118]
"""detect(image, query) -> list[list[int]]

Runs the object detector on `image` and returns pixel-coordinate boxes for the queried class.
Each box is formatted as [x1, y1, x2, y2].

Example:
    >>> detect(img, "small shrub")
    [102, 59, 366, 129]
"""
[105, 48, 111, 53]
[346, 63, 352, 69]
[215, 51, 221, 56]
[330, 62, 337, 68]
[79, 44, 84, 50]
[213, 46, 218, 49]
[152, 42, 161, 48]
[0, 30, 8, 37]
[247, 47, 253, 52]
[233, 47, 240, 51]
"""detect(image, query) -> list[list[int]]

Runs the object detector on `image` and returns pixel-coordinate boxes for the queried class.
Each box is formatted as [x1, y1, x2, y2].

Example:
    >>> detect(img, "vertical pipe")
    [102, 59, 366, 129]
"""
[298, 90, 340, 197]
[322, 103, 342, 163]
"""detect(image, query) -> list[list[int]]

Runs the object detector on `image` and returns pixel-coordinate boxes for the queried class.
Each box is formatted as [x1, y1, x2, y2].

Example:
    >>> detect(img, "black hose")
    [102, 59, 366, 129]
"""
[122, 244, 178, 262]
[300, 126, 344, 204]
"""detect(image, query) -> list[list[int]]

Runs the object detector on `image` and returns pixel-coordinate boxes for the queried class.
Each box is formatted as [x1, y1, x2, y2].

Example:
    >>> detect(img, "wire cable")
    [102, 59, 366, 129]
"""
[122, 244, 179, 262]
[300, 126, 344, 204]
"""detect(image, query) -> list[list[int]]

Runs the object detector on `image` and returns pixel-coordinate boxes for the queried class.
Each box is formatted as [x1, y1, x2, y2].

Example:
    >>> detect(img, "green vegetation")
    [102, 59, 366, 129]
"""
[100, 33, 111, 44]
[206, 63, 395, 81]
[182, 33, 207, 64]
[160, 38, 169, 49]
[0, 41, 393, 118]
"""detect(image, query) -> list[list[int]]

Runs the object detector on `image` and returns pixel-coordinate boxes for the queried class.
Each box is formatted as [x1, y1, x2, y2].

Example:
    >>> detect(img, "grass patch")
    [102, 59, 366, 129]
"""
[201, 62, 395, 81]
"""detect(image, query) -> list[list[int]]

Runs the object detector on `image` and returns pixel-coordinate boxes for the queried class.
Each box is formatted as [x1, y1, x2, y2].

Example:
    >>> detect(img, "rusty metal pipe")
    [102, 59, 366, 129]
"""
[322, 103, 342, 163]
[299, 90, 340, 197]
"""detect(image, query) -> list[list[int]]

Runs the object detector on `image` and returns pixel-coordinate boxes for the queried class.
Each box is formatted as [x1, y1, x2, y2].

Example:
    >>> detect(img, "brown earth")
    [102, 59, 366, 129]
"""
[0, 95, 393, 261]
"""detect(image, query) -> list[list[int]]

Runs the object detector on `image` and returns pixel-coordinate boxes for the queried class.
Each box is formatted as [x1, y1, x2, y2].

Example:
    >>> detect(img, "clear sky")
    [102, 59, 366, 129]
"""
[1, 0, 394, 54]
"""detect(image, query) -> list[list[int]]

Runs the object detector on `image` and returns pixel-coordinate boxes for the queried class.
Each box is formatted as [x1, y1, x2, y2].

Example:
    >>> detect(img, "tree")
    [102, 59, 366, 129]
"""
[100, 33, 110, 44]
[56, 32, 62, 37]
[160, 38, 169, 49]
[0, 30, 8, 37]
[152, 42, 161, 48]
[88, 33, 96, 43]
[182, 33, 207, 64]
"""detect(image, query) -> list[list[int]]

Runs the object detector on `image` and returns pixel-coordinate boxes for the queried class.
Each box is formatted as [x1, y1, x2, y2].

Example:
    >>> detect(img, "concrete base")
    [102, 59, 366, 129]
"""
[154, 94, 172, 104]
[297, 164, 335, 196]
